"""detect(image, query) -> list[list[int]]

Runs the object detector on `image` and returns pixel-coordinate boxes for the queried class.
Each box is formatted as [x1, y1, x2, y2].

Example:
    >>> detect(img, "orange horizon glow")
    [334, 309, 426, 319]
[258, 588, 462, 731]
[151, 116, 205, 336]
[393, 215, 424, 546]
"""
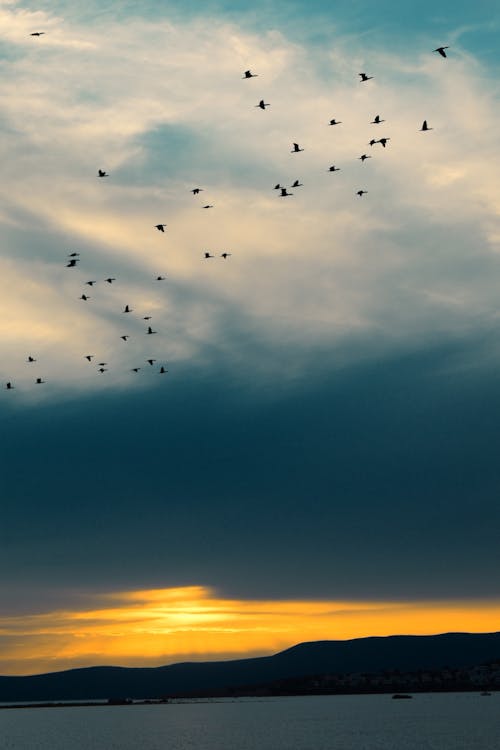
[1, 585, 500, 676]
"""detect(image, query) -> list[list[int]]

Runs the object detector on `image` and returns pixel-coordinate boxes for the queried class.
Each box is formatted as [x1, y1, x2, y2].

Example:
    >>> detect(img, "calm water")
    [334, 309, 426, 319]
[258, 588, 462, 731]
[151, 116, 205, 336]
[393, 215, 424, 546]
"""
[0, 693, 498, 750]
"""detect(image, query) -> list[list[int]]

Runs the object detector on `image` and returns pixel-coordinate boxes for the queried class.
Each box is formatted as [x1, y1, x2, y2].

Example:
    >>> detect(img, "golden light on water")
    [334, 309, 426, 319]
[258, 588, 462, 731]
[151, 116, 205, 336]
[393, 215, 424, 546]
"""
[1, 586, 500, 675]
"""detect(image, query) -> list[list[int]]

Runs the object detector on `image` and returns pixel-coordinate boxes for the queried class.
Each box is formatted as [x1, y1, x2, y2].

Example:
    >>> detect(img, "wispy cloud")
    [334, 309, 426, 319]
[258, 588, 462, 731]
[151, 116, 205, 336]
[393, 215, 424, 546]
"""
[1, 2, 500, 400]
[1, 585, 500, 675]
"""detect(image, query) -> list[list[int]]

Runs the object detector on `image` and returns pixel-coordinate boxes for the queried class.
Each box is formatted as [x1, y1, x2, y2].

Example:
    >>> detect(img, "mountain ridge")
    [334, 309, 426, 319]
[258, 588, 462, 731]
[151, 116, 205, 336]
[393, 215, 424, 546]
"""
[1, 631, 500, 702]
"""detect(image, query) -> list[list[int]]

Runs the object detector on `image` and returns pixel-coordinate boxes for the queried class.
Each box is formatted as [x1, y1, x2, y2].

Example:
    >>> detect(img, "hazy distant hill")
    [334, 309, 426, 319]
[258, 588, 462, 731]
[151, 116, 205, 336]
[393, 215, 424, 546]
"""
[1, 632, 500, 702]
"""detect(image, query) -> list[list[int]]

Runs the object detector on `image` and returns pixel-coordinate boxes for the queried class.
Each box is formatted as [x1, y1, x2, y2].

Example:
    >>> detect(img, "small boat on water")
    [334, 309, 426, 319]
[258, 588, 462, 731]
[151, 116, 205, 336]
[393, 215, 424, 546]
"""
[392, 694, 413, 700]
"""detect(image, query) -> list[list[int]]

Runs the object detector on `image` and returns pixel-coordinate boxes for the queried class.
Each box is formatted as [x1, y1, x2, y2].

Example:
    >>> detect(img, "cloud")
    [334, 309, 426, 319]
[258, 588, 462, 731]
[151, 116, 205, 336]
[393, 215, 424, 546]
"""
[1, 584, 500, 675]
[0, 2, 499, 400]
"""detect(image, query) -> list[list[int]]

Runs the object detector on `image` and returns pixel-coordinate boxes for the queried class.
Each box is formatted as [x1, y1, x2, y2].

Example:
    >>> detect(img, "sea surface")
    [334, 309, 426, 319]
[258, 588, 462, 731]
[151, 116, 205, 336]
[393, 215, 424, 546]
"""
[0, 693, 498, 750]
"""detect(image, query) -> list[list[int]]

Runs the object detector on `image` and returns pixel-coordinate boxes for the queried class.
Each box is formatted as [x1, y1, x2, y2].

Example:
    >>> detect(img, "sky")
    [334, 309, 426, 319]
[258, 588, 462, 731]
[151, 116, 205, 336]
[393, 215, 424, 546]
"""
[1, 0, 500, 676]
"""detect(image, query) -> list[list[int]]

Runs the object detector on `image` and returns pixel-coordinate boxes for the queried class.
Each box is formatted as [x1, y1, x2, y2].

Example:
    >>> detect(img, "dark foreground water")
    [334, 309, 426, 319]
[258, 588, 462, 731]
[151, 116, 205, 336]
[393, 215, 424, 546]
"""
[0, 693, 498, 750]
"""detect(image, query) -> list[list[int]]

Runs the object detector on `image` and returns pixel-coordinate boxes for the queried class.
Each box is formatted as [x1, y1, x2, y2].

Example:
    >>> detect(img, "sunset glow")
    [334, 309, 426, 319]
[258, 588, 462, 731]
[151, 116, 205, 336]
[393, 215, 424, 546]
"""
[1, 586, 499, 676]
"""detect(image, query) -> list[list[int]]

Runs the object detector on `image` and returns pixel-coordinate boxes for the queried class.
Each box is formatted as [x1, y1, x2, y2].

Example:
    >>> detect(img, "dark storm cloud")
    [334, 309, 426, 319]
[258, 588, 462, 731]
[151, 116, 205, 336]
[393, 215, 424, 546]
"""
[2, 327, 500, 609]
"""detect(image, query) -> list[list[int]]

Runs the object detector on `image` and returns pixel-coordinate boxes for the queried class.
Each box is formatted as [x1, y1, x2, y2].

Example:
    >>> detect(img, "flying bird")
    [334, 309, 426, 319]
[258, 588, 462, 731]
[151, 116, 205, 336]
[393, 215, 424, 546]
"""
[377, 137, 390, 147]
[84, 355, 94, 361]
[359, 73, 373, 82]
[105, 277, 116, 284]
[256, 100, 270, 109]
[291, 143, 304, 153]
[27, 356, 36, 363]
[359, 154, 371, 162]
[123, 305, 132, 313]
[159, 366, 168, 374]
[274, 183, 283, 190]
[98, 368, 107, 373]
[131, 367, 141, 372]
[204, 252, 214, 258]
[356, 190, 368, 196]
[280, 188, 293, 197]
[291, 180, 303, 187]
[35, 378, 45, 384]
[243, 70, 258, 78]
[30, 32, 45, 36]
[146, 326, 157, 335]
[191, 188, 203, 194]
[328, 165, 340, 172]
[5, 382, 14, 389]
[156, 275, 166, 281]
[221, 253, 232, 259]
[155, 224, 167, 232]
[147, 359, 156, 365]
[368, 139, 377, 146]
[66, 259, 79, 267]
[143, 316, 152, 320]
[420, 120, 433, 131]
[434, 46, 449, 58]
[329, 119, 342, 125]
[121, 335, 129, 341]
[80, 294, 90, 301]
[86, 280, 97, 286]
[68, 252, 80, 257]
[202, 205, 214, 209]
[371, 115, 385, 124]
[98, 169, 108, 177]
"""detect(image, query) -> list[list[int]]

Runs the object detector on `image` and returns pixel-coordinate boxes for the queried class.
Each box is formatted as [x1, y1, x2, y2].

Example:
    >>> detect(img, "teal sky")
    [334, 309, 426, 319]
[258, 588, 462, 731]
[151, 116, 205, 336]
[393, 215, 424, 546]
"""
[1, 0, 500, 672]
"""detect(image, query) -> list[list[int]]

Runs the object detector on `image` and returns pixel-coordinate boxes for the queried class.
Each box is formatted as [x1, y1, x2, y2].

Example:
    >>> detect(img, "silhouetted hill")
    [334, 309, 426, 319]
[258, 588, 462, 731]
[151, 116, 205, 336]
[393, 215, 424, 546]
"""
[1, 632, 500, 702]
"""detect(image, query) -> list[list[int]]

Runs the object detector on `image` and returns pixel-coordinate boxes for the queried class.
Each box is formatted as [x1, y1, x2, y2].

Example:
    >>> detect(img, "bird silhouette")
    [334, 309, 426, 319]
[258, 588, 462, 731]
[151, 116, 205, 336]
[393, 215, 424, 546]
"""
[434, 46, 449, 58]
[98, 368, 107, 373]
[80, 294, 90, 301]
[98, 169, 108, 177]
[105, 277, 116, 284]
[359, 73, 373, 82]
[221, 253, 232, 259]
[131, 367, 141, 372]
[123, 305, 132, 313]
[359, 154, 371, 162]
[156, 275, 166, 280]
[143, 316, 152, 321]
[420, 120, 433, 131]
[371, 115, 385, 124]
[121, 335, 129, 341]
[291, 180, 303, 187]
[146, 326, 157, 334]
[368, 139, 377, 146]
[280, 188, 293, 197]
[204, 252, 215, 258]
[328, 165, 340, 172]
[35, 378, 45, 384]
[147, 359, 156, 365]
[202, 205, 214, 209]
[68, 252, 80, 257]
[274, 183, 283, 190]
[155, 224, 166, 232]
[291, 143, 304, 153]
[6, 382, 14, 389]
[256, 100, 270, 109]
[329, 118, 342, 125]
[159, 366, 168, 374]
[66, 259, 79, 268]
[84, 355, 94, 362]
[191, 188, 203, 194]
[86, 280, 97, 286]
[243, 70, 258, 78]
[377, 137, 390, 147]
[356, 190, 368, 196]
[30, 32, 45, 36]
[27, 356, 36, 363]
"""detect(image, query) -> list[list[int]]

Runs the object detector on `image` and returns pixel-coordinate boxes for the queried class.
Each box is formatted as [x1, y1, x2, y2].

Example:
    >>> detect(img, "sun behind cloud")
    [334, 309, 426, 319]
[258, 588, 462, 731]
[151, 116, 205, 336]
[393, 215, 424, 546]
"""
[1, 585, 499, 675]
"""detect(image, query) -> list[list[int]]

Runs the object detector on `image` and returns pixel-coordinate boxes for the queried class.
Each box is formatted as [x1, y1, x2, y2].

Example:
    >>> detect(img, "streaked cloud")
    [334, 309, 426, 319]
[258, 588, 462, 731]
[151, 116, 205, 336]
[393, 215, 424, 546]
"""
[1, 585, 500, 675]
[0, 1, 499, 400]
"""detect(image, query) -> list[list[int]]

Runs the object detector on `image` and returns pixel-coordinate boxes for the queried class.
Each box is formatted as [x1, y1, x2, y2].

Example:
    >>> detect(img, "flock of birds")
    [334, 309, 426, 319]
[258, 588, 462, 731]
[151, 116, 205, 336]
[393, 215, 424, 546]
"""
[3, 34, 451, 391]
